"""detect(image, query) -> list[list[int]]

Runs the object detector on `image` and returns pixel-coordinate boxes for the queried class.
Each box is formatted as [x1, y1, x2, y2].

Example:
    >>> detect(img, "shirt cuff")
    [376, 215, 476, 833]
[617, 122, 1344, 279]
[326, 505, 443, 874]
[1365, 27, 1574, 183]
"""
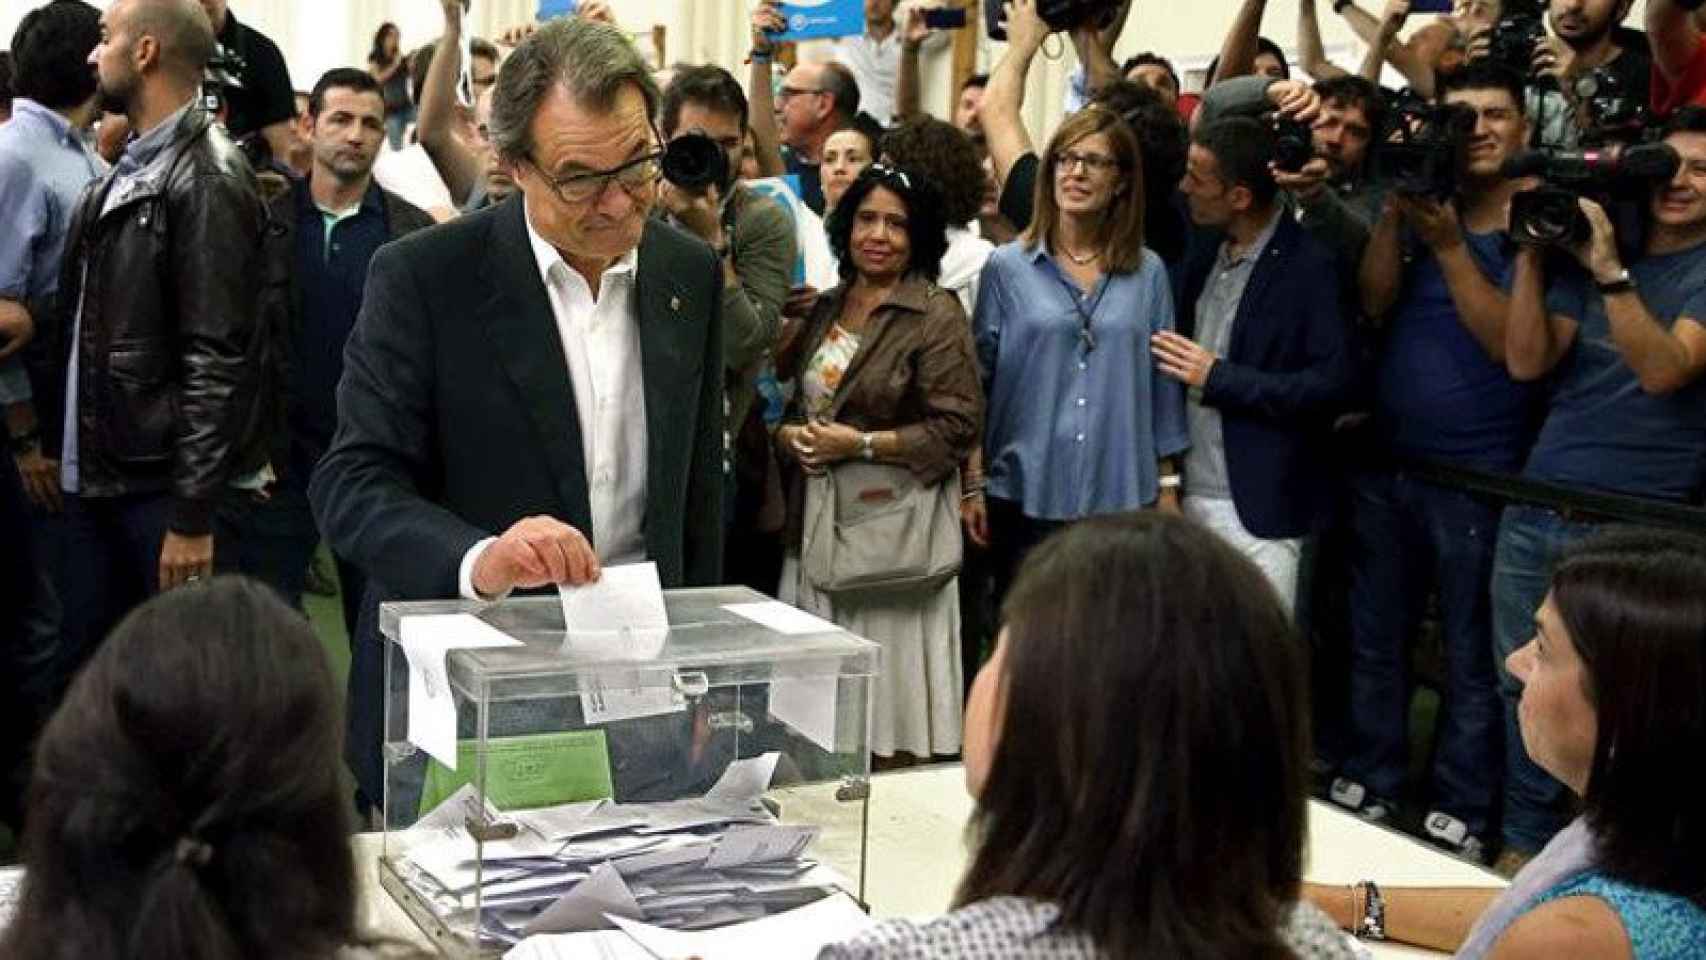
[458, 536, 511, 602]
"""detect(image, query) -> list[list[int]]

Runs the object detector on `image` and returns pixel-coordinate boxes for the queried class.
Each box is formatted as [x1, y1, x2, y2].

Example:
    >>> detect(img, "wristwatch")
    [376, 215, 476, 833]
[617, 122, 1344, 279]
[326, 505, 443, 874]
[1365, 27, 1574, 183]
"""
[1355, 880, 1388, 941]
[1595, 268, 1636, 296]
[860, 432, 875, 461]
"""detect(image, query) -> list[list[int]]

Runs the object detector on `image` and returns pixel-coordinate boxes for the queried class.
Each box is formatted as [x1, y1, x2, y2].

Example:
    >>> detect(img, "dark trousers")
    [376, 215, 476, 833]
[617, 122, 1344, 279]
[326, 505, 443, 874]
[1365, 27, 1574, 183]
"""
[223, 473, 367, 637]
[987, 496, 1071, 614]
[1342, 469, 1502, 837]
[59, 489, 248, 691]
[0, 461, 66, 831]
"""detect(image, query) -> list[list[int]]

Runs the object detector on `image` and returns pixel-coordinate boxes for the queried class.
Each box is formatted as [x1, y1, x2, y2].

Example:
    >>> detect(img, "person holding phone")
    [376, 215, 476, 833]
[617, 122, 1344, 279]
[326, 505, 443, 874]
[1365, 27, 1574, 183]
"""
[832, 0, 947, 127]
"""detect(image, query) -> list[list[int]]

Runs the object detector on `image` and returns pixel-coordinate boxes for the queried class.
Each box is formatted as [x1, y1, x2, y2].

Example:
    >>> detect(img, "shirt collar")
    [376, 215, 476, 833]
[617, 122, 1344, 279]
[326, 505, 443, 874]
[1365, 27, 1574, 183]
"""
[305, 178, 386, 219]
[1220, 206, 1283, 268]
[120, 97, 195, 173]
[9, 99, 80, 146]
[523, 199, 639, 291]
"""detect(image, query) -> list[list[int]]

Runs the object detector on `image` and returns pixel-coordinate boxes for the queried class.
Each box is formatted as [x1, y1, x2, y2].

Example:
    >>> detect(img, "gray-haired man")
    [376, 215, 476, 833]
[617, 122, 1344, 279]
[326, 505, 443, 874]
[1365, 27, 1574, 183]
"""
[310, 16, 725, 810]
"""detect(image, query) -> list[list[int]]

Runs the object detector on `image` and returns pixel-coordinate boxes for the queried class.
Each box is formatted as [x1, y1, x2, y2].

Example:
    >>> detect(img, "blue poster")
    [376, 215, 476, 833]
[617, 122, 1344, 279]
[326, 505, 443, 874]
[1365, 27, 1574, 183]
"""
[538, 0, 579, 19]
[772, 0, 865, 41]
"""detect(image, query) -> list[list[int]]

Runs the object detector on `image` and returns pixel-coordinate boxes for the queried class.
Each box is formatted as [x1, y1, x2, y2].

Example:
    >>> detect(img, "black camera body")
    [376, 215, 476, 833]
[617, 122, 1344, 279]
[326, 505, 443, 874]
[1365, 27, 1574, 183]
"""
[1485, 11, 1547, 78]
[1271, 115, 1314, 173]
[1369, 91, 1475, 198]
[1506, 142, 1680, 248]
[200, 42, 247, 119]
[984, 0, 1120, 40]
[661, 133, 731, 194]
[1574, 66, 1649, 145]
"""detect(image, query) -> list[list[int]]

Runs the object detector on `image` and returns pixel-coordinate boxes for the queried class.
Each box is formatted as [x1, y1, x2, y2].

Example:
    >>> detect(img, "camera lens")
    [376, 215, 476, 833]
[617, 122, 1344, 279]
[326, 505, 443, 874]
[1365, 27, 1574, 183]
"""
[661, 133, 730, 192]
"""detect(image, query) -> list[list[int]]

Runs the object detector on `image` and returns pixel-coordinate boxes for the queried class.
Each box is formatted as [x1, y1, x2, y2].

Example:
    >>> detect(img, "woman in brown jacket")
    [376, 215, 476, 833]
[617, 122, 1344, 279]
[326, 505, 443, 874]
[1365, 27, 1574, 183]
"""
[774, 163, 984, 762]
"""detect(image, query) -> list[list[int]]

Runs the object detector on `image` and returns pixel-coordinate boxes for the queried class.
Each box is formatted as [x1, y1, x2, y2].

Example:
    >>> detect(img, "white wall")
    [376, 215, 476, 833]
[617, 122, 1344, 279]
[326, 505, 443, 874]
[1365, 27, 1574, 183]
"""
[1, 0, 1655, 139]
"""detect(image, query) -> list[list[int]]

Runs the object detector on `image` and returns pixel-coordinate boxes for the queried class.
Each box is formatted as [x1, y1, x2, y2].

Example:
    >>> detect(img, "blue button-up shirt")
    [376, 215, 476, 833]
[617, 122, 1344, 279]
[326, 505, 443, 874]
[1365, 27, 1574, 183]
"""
[0, 99, 105, 405]
[975, 242, 1190, 520]
[62, 99, 193, 493]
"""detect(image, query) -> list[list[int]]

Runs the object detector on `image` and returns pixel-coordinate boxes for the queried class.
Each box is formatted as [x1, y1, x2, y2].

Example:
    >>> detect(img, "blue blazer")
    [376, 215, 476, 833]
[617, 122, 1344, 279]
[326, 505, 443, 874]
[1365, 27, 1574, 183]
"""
[1174, 214, 1354, 539]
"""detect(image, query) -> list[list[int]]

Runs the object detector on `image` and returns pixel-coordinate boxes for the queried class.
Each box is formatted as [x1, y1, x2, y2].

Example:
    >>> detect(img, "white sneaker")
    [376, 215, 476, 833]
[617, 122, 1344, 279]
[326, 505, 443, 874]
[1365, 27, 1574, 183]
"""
[1423, 810, 1487, 863]
[1328, 777, 1394, 822]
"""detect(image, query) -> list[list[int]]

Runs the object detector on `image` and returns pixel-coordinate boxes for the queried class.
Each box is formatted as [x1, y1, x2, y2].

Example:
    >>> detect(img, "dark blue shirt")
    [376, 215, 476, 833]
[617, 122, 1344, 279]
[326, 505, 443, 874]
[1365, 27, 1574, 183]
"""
[1525, 243, 1706, 501]
[783, 147, 824, 216]
[293, 178, 392, 460]
[1374, 230, 1541, 472]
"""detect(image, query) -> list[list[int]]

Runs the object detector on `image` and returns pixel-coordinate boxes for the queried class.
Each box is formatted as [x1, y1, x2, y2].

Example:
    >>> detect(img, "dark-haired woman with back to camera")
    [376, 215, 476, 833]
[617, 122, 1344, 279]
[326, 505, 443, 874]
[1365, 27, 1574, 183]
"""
[0, 577, 426, 960]
[968, 103, 1189, 610]
[775, 163, 983, 765]
[819, 512, 1356, 959]
[1306, 528, 1706, 959]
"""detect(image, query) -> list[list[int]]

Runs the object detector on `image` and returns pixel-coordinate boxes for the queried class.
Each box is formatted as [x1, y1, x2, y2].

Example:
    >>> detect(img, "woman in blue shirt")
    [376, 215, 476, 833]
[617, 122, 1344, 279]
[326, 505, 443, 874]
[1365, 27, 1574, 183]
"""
[966, 104, 1188, 603]
[1306, 528, 1706, 959]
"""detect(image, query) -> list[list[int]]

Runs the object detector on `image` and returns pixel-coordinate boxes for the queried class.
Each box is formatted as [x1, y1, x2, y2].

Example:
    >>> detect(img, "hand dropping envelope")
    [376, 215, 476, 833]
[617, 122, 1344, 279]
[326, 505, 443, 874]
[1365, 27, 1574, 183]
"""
[399, 614, 523, 769]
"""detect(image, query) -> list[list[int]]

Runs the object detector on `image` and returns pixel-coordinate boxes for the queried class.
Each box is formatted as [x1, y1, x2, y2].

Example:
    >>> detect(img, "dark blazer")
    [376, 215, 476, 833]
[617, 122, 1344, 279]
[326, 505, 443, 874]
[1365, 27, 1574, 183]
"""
[1174, 214, 1354, 540]
[309, 195, 726, 600]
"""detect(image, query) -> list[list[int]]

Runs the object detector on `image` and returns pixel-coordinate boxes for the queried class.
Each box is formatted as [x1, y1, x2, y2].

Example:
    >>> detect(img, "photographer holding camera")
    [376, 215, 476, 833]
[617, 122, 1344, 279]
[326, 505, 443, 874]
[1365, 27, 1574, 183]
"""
[1464, 0, 1649, 147]
[1334, 63, 1545, 865]
[1493, 105, 1706, 863]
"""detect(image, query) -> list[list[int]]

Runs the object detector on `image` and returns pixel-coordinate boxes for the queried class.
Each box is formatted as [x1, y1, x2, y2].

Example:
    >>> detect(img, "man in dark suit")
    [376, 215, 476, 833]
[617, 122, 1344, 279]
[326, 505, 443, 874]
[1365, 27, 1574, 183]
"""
[1155, 115, 1353, 613]
[310, 16, 724, 812]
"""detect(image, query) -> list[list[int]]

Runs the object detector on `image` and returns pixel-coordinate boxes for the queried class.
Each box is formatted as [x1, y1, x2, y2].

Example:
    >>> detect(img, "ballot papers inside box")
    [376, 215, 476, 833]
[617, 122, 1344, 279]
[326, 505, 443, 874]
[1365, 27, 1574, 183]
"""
[377, 584, 878, 954]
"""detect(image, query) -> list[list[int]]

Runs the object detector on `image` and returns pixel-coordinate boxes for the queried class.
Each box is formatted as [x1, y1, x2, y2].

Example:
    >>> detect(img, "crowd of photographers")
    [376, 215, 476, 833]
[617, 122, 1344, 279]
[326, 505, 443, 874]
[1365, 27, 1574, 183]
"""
[3, 0, 1706, 881]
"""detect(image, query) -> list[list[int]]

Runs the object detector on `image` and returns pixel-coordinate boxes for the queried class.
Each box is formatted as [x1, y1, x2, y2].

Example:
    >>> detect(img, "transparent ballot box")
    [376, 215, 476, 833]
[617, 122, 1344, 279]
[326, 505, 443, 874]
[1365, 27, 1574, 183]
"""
[377, 586, 879, 955]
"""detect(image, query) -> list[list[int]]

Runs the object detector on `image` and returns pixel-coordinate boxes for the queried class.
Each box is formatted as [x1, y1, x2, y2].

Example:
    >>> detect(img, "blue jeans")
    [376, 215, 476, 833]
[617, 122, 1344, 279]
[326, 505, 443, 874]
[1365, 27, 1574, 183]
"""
[1342, 470, 1502, 837]
[1491, 503, 1596, 854]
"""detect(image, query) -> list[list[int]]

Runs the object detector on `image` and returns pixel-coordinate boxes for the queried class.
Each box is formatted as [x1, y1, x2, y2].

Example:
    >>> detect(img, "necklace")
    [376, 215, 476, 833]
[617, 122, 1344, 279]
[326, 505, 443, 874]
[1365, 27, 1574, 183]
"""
[1060, 244, 1100, 265]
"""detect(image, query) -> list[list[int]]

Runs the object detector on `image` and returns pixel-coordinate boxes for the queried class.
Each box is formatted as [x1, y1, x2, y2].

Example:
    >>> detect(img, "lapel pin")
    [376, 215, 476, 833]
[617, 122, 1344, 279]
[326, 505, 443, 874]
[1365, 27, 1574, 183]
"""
[669, 295, 681, 313]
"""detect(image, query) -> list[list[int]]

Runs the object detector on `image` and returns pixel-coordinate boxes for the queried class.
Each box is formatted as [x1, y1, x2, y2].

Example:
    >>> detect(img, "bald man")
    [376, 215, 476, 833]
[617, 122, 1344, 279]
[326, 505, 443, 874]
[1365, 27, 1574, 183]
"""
[44, 0, 272, 669]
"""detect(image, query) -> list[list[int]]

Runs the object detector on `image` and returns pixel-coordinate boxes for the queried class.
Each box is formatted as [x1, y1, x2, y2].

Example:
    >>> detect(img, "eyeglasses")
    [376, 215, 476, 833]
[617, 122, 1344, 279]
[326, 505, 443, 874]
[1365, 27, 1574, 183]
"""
[526, 149, 664, 204]
[778, 86, 827, 101]
[1054, 149, 1119, 175]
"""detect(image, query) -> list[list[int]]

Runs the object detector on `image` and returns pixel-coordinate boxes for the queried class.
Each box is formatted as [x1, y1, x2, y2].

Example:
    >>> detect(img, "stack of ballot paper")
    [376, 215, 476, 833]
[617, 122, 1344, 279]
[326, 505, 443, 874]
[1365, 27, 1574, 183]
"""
[387, 753, 851, 947]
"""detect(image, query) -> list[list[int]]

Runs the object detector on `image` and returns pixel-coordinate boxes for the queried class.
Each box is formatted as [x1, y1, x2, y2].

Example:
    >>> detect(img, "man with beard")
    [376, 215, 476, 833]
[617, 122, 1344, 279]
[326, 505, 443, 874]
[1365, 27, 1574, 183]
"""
[1527, 0, 1649, 146]
[229, 68, 432, 621]
[46, 0, 268, 659]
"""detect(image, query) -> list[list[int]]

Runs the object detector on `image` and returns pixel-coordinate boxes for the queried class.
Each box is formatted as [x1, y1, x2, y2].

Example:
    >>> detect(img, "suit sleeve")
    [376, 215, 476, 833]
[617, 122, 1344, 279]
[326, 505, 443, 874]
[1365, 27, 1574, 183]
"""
[1200, 256, 1353, 422]
[168, 172, 265, 535]
[723, 195, 795, 373]
[309, 241, 491, 599]
[683, 251, 727, 587]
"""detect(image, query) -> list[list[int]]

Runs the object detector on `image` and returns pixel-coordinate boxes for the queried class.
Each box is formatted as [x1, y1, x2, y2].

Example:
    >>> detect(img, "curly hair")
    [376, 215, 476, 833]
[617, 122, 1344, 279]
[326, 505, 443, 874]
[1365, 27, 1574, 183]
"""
[826, 163, 950, 282]
[882, 116, 986, 228]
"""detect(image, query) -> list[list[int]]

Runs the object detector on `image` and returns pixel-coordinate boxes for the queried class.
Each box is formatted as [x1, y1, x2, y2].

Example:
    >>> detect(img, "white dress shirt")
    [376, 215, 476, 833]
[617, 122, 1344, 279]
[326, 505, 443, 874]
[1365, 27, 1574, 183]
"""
[457, 202, 650, 600]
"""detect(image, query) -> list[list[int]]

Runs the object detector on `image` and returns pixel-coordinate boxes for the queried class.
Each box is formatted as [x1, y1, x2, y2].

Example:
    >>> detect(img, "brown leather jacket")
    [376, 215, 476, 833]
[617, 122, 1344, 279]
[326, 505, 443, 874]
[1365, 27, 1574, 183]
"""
[44, 104, 270, 535]
[777, 273, 984, 544]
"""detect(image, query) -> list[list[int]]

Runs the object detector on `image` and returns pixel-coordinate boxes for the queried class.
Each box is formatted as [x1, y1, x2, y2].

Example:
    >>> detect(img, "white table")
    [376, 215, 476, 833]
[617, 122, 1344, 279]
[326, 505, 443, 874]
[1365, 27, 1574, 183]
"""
[357, 764, 1506, 957]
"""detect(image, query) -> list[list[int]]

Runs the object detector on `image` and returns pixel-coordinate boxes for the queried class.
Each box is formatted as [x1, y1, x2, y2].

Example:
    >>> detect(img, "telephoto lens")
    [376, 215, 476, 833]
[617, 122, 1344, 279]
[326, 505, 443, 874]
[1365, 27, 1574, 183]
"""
[661, 133, 731, 193]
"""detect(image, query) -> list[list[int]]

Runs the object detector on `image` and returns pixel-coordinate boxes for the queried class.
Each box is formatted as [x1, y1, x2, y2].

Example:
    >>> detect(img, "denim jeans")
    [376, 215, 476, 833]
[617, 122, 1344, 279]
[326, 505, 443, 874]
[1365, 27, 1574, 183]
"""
[1491, 503, 1597, 854]
[1342, 470, 1502, 837]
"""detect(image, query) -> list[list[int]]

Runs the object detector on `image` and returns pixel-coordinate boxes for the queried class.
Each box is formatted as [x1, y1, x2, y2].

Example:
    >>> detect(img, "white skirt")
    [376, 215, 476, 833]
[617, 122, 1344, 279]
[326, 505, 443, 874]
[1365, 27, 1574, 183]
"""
[779, 551, 964, 759]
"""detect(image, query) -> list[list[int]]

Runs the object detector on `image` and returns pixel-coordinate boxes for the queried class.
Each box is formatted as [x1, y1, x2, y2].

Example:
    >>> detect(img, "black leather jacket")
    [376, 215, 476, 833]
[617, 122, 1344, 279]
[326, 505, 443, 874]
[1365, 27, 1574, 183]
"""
[45, 103, 272, 535]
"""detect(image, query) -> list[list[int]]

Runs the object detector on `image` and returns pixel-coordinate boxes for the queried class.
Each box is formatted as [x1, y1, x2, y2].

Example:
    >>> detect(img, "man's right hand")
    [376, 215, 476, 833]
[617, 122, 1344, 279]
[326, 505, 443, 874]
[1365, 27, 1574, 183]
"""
[752, 1, 785, 53]
[1003, 0, 1051, 54]
[1274, 156, 1333, 202]
[472, 515, 602, 597]
[13, 449, 61, 513]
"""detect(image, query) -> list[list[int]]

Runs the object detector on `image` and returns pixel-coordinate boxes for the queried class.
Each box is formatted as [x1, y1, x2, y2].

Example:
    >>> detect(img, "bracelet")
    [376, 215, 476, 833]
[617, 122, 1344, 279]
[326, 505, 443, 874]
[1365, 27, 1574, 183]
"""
[749, 49, 773, 63]
[1354, 880, 1387, 941]
[960, 489, 984, 502]
[1158, 474, 1182, 490]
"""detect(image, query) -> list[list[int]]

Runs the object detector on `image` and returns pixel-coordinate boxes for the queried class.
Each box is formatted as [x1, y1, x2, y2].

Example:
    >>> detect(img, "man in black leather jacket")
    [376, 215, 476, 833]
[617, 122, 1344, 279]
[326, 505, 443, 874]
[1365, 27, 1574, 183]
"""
[43, 0, 270, 661]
